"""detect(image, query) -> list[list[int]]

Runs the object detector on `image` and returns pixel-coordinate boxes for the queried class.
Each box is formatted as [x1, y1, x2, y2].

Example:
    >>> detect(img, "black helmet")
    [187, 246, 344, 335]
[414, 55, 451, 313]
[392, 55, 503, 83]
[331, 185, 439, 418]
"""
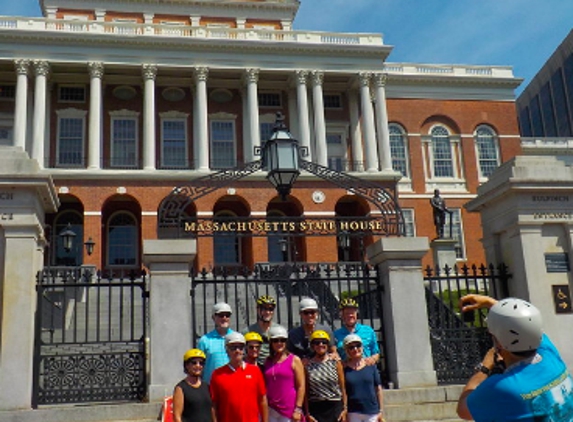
[339, 297, 359, 310]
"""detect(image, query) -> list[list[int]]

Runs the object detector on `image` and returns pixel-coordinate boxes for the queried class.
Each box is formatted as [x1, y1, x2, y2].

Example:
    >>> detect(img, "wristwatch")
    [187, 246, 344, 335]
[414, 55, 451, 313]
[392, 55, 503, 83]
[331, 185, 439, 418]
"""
[474, 363, 491, 376]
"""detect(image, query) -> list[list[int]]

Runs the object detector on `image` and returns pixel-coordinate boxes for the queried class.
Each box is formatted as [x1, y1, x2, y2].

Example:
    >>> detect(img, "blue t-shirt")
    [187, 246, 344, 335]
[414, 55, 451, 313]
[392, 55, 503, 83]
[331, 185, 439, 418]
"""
[334, 323, 380, 361]
[344, 364, 381, 414]
[198, 328, 234, 383]
[468, 334, 573, 422]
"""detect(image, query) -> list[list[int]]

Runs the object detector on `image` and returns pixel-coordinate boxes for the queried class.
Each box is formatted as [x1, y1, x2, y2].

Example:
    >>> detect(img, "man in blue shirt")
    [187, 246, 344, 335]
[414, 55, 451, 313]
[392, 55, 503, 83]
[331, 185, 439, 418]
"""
[457, 294, 573, 422]
[198, 302, 235, 383]
[334, 298, 380, 365]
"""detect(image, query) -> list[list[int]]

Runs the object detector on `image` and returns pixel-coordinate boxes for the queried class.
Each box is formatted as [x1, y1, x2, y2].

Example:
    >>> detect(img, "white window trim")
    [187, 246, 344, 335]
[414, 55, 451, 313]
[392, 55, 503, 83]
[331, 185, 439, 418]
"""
[160, 112, 189, 168]
[55, 108, 87, 167]
[446, 208, 466, 261]
[258, 92, 282, 108]
[109, 110, 140, 168]
[423, 124, 466, 192]
[209, 115, 237, 169]
[58, 85, 86, 104]
[401, 208, 416, 237]
[389, 123, 411, 182]
[473, 125, 501, 182]
[326, 122, 349, 171]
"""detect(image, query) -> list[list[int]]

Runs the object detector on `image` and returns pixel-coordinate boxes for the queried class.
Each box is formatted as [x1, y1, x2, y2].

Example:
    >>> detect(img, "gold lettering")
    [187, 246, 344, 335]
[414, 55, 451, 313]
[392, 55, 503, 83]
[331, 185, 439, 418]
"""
[349, 221, 359, 231]
[185, 222, 196, 232]
[237, 222, 246, 232]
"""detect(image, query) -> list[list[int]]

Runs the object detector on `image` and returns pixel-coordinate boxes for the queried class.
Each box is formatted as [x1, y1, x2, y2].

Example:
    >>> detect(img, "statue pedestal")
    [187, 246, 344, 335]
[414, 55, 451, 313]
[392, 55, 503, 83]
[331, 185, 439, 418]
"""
[430, 238, 458, 270]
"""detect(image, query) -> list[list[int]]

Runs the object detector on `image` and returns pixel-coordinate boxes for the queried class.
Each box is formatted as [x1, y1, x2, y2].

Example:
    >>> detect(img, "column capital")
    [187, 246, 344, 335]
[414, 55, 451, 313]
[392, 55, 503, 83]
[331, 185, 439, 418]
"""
[193, 66, 209, 83]
[33, 60, 50, 77]
[295, 70, 308, 85]
[373, 73, 388, 88]
[142, 64, 158, 80]
[244, 68, 259, 84]
[14, 59, 30, 76]
[310, 70, 324, 87]
[88, 62, 105, 79]
[359, 72, 372, 87]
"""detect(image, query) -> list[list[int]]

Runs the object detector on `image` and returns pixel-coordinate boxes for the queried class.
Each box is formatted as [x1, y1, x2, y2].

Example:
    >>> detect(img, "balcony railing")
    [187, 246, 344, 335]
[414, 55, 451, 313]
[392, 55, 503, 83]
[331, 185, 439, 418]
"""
[521, 137, 573, 154]
[0, 16, 384, 47]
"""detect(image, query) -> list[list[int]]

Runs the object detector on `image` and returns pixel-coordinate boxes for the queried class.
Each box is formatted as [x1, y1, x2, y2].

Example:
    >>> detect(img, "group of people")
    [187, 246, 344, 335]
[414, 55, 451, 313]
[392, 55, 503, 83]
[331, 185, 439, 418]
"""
[173, 295, 385, 422]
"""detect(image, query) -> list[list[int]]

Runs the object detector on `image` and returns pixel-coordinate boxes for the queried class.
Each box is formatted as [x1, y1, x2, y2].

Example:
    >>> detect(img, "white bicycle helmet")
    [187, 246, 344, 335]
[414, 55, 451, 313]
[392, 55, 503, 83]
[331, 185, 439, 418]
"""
[487, 298, 543, 352]
[268, 325, 288, 339]
[299, 298, 318, 312]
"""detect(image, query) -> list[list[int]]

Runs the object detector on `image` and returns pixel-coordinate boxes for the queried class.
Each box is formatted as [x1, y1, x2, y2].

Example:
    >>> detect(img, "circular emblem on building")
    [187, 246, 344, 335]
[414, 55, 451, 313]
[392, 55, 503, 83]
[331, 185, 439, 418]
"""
[312, 190, 326, 204]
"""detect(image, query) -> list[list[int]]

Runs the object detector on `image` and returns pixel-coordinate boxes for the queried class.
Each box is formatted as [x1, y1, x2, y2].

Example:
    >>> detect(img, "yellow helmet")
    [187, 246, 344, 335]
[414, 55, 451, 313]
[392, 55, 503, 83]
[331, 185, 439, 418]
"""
[183, 348, 206, 362]
[244, 332, 263, 343]
[257, 295, 276, 307]
[309, 330, 330, 342]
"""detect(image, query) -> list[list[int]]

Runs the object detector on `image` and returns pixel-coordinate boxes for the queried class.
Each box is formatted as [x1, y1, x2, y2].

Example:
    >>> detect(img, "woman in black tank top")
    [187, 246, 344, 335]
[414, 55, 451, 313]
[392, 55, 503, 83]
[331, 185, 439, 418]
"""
[173, 349, 214, 422]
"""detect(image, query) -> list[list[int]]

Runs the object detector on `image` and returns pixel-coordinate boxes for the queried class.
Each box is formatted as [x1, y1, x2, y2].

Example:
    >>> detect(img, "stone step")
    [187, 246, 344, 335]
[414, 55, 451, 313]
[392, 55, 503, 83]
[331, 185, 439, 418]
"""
[384, 385, 464, 422]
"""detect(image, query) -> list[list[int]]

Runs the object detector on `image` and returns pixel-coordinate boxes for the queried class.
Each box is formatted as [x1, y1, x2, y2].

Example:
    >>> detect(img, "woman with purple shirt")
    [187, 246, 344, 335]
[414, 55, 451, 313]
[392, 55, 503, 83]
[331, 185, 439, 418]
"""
[264, 325, 306, 422]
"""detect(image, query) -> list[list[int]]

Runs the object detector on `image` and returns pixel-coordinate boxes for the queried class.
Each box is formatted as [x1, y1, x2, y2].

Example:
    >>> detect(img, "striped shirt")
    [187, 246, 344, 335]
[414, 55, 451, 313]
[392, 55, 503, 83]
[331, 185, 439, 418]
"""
[306, 359, 342, 402]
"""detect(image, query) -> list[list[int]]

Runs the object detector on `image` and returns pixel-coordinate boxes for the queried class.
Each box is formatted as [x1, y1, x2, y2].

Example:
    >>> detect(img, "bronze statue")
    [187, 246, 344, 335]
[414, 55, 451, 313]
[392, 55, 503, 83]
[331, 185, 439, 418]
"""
[430, 189, 451, 238]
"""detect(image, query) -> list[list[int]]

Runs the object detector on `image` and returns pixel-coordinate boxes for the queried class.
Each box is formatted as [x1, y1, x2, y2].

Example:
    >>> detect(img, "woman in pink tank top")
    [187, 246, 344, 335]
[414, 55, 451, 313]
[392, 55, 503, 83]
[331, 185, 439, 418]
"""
[264, 325, 305, 422]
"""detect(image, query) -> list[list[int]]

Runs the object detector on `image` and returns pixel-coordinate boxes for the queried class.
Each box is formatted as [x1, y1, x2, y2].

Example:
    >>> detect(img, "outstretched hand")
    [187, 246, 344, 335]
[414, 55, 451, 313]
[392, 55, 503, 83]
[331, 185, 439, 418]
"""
[459, 294, 498, 312]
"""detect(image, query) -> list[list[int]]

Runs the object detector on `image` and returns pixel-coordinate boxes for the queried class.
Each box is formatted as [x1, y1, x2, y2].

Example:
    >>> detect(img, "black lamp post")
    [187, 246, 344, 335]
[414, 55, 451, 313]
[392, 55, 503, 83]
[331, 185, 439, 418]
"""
[262, 113, 301, 200]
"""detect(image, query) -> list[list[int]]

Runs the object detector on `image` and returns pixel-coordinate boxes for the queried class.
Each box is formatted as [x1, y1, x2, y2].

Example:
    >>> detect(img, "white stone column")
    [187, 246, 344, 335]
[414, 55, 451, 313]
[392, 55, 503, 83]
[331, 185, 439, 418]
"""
[311, 71, 327, 167]
[349, 90, 364, 172]
[245, 68, 260, 163]
[31, 61, 50, 168]
[193, 67, 209, 171]
[295, 70, 312, 161]
[241, 88, 250, 163]
[88, 62, 104, 169]
[142, 64, 157, 170]
[373, 73, 393, 172]
[13, 60, 29, 152]
[287, 89, 299, 139]
[359, 72, 378, 172]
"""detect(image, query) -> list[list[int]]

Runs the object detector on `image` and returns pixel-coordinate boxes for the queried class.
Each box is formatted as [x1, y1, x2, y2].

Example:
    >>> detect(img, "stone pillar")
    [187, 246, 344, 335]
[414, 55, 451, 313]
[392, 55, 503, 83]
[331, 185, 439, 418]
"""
[430, 238, 458, 270]
[359, 72, 378, 172]
[348, 90, 364, 172]
[367, 237, 438, 388]
[193, 67, 209, 171]
[0, 147, 59, 410]
[31, 61, 50, 167]
[88, 62, 104, 169]
[373, 73, 393, 172]
[295, 70, 312, 161]
[142, 64, 157, 170]
[287, 89, 299, 139]
[311, 71, 327, 167]
[143, 239, 196, 402]
[13, 60, 30, 152]
[245, 68, 260, 163]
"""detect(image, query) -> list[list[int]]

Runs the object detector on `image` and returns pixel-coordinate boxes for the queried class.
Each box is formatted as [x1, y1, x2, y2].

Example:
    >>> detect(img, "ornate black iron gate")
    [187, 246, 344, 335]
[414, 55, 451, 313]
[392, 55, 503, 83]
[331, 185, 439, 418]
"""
[32, 267, 148, 406]
[424, 263, 510, 384]
[190, 262, 389, 383]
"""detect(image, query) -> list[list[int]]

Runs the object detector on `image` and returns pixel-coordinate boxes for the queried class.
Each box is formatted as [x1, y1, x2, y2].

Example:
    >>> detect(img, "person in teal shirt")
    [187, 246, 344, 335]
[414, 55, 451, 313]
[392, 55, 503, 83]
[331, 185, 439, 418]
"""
[334, 298, 380, 365]
[198, 302, 235, 383]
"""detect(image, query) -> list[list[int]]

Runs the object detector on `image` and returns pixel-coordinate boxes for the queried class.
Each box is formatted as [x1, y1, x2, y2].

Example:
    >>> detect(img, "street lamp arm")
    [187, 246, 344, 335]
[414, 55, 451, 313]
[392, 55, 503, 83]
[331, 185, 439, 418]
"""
[298, 159, 405, 236]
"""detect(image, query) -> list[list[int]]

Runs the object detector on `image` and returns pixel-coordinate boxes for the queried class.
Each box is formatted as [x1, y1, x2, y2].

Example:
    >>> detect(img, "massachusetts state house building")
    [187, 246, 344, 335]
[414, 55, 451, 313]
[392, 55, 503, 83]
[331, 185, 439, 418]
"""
[0, 0, 522, 271]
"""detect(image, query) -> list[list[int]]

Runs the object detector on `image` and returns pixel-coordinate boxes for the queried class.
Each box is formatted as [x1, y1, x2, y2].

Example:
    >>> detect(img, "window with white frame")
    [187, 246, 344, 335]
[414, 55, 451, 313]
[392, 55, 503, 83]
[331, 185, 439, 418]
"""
[445, 208, 465, 259]
[58, 85, 86, 103]
[260, 122, 274, 143]
[431, 126, 454, 178]
[474, 125, 500, 178]
[389, 123, 409, 177]
[214, 211, 241, 265]
[210, 119, 236, 169]
[161, 114, 188, 168]
[56, 109, 87, 167]
[107, 212, 138, 267]
[258, 92, 282, 108]
[401, 209, 416, 237]
[326, 124, 348, 172]
[110, 113, 138, 168]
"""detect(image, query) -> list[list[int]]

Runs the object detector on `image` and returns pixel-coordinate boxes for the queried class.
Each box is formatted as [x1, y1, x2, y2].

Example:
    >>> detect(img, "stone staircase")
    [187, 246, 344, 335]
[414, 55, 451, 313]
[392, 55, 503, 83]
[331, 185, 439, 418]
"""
[0, 385, 465, 422]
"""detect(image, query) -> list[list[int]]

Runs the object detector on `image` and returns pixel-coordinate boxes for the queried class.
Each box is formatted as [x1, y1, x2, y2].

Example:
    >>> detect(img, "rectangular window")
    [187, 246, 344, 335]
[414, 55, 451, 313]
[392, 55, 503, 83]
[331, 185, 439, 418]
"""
[402, 209, 415, 237]
[0, 126, 12, 146]
[111, 118, 138, 168]
[550, 69, 572, 137]
[260, 122, 274, 142]
[161, 119, 187, 168]
[258, 93, 281, 108]
[323, 94, 342, 109]
[0, 85, 16, 100]
[432, 138, 454, 177]
[326, 133, 346, 171]
[210, 120, 236, 169]
[58, 86, 86, 103]
[57, 117, 85, 166]
[445, 209, 465, 259]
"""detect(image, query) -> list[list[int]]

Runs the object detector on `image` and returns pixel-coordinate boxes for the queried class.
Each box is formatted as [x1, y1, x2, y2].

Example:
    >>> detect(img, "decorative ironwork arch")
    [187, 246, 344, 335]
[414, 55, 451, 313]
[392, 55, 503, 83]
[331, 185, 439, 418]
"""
[158, 159, 405, 237]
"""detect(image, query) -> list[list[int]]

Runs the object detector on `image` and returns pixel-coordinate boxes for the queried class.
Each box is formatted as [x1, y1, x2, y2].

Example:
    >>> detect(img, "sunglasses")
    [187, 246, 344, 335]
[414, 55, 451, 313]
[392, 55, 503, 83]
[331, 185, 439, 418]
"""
[302, 310, 317, 316]
[248, 345, 261, 350]
[217, 312, 231, 318]
[311, 340, 328, 346]
[188, 359, 205, 366]
[260, 306, 275, 312]
[346, 344, 362, 351]
[271, 338, 287, 344]
[228, 344, 244, 351]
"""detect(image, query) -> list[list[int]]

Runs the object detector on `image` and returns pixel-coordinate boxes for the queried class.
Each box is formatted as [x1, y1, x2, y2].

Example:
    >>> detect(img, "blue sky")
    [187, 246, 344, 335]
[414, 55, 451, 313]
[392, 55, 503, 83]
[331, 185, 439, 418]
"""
[3, 0, 573, 94]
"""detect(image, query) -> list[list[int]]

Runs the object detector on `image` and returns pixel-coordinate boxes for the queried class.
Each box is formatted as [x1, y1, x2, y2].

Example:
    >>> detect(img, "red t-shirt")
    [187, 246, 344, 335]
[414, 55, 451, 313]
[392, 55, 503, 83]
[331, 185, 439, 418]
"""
[210, 362, 267, 422]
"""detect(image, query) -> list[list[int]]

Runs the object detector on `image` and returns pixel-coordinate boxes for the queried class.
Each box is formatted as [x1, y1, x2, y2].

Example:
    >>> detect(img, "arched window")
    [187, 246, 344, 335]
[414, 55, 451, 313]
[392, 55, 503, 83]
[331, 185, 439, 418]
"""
[474, 125, 500, 178]
[389, 124, 409, 177]
[53, 211, 83, 266]
[107, 212, 138, 267]
[213, 211, 240, 265]
[267, 211, 288, 263]
[431, 126, 454, 177]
